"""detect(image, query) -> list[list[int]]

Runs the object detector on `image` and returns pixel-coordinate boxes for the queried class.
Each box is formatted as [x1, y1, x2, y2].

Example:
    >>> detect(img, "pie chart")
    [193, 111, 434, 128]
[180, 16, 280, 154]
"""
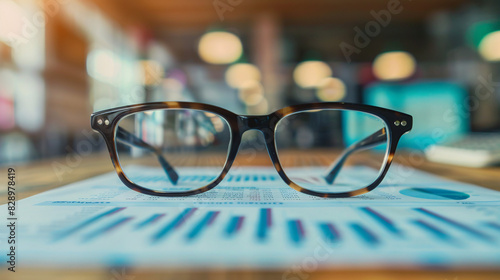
[399, 188, 470, 200]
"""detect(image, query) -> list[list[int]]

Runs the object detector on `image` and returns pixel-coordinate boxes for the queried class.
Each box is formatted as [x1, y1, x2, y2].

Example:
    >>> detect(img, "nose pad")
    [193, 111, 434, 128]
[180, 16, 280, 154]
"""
[236, 130, 274, 166]
[233, 115, 284, 176]
[235, 129, 289, 187]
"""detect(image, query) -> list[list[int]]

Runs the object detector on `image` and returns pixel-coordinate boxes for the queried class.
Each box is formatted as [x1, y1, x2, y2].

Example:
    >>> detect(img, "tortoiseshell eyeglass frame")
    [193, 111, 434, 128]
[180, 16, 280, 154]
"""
[91, 102, 412, 198]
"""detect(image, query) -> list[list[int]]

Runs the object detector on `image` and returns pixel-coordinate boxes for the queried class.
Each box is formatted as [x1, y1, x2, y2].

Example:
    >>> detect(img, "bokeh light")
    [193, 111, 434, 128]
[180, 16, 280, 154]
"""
[247, 98, 269, 115]
[478, 31, 500, 61]
[86, 49, 122, 84]
[373, 51, 416, 81]
[0, 69, 16, 130]
[163, 77, 184, 91]
[238, 81, 264, 106]
[315, 77, 346, 102]
[204, 112, 225, 133]
[162, 77, 184, 99]
[198, 31, 243, 64]
[293, 60, 332, 88]
[0, 0, 24, 44]
[139, 60, 164, 86]
[15, 72, 45, 132]
[225, 63, 261, 88]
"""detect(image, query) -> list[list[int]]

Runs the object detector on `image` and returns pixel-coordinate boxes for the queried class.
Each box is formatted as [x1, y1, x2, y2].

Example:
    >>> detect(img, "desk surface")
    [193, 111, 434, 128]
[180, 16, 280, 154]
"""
[2, 150, 500, 279]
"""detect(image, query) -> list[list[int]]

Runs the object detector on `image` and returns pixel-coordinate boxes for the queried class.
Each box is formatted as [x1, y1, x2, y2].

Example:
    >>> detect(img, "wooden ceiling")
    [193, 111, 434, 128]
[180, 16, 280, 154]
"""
[106, 0, 468, 33]
[90, 0, 470, 61]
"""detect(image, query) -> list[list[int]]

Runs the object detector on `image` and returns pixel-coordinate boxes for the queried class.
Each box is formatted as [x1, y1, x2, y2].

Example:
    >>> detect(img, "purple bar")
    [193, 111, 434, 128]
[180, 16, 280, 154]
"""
[225, 216, 245, 237]
[136, 213, 166, 230]
[266, 208, 272, 227]
[236, 217, 244, 231]
[288, 219, 306, 244]
[83, 217, 133, 242]
[186, 211, 220, 241]
[54, 207, 126, 241]
[415, 208, 493, 242]
[257, 208, 272, 241]
[207, 211, 220, 226]
[361, 207, 401, 235]
[152, 208, 197, 242]
[319, 223, 341, 243]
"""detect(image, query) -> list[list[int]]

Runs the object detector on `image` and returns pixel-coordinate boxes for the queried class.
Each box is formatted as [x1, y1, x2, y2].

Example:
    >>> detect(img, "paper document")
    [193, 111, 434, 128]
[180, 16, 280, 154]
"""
[1, 165, 500, 268]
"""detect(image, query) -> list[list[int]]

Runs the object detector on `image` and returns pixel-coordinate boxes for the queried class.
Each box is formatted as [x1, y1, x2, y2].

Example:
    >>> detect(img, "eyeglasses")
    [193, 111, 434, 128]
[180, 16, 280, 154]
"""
[91, 102, 412, 198]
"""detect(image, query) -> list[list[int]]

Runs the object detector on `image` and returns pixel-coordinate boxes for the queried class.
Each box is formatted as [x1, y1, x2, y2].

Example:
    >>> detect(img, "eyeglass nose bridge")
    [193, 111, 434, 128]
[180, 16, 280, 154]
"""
[237, 115, 273, 133]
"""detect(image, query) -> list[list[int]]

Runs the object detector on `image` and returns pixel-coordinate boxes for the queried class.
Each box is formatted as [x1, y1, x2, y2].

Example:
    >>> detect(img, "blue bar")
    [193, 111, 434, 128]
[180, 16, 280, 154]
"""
[485, 222, 500, 232]
[257, 208, 272, 241]
[225, 216, 244, 237]
[318, 223, 340, 243]
[415, 208, 493, 242]
[181, 176, 191, 182]
[186, 211, 220, 241]
[287, 219, 305, 245]
[53, 207, 125, 241]
[135, 214, 165, 230]
[350, 223, 379, 246]
[361, 207, 401, 235]
[82, 217, 133, 242]
[152, 208, 197, 242]
[413, 219, 451, 241]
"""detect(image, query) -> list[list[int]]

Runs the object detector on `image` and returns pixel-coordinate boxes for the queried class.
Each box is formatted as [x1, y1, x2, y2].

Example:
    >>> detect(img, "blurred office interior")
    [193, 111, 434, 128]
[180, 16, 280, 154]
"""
[1, 0, 500, 164]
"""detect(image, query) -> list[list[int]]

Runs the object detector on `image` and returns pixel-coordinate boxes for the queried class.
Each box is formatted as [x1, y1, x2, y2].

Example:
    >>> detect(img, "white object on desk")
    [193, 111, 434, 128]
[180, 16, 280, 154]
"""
[425, 133, 500, 167]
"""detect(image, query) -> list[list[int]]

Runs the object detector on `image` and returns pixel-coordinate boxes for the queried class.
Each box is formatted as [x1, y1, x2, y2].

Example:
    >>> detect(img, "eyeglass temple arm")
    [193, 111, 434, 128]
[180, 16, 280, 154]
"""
[115, 127, 179, 185]
[324, 128, 387, 185]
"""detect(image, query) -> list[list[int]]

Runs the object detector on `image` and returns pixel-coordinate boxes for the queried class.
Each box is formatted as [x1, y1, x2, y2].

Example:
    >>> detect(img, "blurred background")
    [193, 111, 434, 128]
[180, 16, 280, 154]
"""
[1, 0, 500, 165]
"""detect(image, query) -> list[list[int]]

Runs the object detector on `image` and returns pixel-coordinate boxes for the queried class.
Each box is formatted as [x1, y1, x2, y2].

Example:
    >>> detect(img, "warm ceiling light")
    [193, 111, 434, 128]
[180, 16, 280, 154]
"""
[198, 31, 243, 64]
[293, 61, 332, 88]
[140, 60, 164, 86]
[163, 77, 183, 90]
[478, 31, 500, 61]
[0, 1, 24, 44]
[238, 81, 264, 106]
[87, 49, 121, 83]
[247, 98, 269, 115]
[225, 63, 261, 88]
[316, 77, 346, 102]
[373, 51, 416, 81]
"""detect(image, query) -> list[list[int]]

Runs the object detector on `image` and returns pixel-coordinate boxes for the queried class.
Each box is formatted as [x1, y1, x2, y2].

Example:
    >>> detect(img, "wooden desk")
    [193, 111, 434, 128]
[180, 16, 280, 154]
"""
[2, 151, 500, 280]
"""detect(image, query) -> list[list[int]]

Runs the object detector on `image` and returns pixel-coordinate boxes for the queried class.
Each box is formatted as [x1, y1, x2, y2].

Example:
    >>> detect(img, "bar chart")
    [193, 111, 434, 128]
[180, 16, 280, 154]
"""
[49, 205, 499, 250]
[3, 166, 500, 268]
